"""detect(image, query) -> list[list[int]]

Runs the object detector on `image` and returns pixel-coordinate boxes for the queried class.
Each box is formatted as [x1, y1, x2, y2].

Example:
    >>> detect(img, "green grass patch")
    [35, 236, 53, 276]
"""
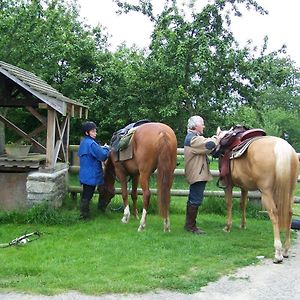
[0, 195, 295, 296]
[0, 160, 298, 296]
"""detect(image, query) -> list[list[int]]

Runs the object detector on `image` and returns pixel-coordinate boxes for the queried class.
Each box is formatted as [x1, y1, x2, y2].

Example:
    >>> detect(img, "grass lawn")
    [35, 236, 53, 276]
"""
[0, 194, 298, 296]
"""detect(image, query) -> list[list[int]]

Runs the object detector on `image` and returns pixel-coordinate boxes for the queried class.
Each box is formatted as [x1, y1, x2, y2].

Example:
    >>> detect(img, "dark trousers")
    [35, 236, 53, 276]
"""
[82, 184, 96, 202]
[188, 181, 207, 207]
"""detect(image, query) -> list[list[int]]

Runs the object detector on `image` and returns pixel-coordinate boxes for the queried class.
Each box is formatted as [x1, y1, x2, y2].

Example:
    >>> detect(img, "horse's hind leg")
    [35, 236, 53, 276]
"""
[131, 175, 139, 220]
[283, 207, 293, 258]
[261, 192, 283, 263]
[138, 173, 151, 232]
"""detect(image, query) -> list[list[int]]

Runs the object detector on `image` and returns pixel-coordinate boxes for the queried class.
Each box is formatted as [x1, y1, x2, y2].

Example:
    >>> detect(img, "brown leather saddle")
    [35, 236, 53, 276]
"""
[218, 126, 266, 188]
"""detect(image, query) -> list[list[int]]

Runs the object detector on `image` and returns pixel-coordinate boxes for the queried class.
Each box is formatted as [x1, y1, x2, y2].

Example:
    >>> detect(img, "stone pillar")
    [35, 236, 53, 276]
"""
[27, 165, 68, 208]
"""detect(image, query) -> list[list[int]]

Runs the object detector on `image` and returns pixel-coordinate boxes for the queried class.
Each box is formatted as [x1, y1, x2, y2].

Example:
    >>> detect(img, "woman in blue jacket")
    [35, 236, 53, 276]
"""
[78, 121, 110, 219]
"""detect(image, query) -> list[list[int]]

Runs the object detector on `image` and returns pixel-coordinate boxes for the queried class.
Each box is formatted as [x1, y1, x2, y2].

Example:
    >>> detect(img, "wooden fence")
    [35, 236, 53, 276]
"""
[68, 146, 300, 203]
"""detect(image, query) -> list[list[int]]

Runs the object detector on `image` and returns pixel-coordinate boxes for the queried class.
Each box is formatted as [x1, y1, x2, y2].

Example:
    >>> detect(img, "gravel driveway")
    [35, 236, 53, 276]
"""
[1, 232, 299, 300]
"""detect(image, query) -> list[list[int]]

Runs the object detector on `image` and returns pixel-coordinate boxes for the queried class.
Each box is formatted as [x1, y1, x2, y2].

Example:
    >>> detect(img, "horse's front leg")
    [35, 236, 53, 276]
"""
[224, 186, 233, 232]
[138, 173, 151, 232]
[131, 175, 139, 220]
[118, 176, 130, 223]
[163, 215, 170, 232]
[240, 189, 248, 229]
[261, 192, 283, 263]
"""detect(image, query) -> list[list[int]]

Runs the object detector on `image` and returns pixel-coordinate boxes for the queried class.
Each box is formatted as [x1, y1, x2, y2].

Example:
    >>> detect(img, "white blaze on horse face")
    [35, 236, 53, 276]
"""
[138, 208, 147, 232]
[121, 205, 130, 223]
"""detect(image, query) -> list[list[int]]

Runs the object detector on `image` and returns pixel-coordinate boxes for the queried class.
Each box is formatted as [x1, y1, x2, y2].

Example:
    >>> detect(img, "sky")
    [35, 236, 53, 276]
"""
[77, 0, 300, 67]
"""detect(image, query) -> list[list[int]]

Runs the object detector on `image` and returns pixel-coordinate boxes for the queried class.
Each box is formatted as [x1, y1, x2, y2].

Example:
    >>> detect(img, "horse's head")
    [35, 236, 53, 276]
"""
[98, 155, 116, 212]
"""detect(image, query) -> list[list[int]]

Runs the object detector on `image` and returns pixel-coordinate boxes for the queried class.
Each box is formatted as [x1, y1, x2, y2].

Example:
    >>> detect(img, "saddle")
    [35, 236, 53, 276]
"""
[218, 125, 266, 188]
[110, 119, 150, 152]
[110, 119, 151, 161]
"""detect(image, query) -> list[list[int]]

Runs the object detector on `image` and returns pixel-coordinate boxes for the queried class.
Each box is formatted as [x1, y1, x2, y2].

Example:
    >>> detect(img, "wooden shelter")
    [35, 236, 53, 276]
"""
[0, 61, 88, 210]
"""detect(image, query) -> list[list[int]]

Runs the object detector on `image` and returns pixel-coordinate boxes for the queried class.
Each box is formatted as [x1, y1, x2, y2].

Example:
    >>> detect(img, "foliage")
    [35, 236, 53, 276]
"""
[0, 0, 112, 143]
[0, 202, 78, 226]
[111, 0, 300, 144]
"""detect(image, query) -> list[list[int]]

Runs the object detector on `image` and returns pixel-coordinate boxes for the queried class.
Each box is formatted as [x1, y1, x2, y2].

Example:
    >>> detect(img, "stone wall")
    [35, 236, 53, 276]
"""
[27, 165, 68, 208]
[0, 172, 28, 211]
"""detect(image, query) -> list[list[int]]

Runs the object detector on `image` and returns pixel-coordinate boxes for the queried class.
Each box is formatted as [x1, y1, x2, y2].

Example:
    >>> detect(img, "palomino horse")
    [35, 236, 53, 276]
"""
[100, 122, 177, 232]
[214, 127, 299, 263]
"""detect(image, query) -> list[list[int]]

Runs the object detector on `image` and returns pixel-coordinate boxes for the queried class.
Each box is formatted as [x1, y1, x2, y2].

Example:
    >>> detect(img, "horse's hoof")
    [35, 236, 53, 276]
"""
[239, 225, 246, 230]
[121, 217, 129, 223]
[273, 257, 283, 264]
[223, 227, 230, 232]
[164, 228, 171, 233]
[137, 225, 145, 232]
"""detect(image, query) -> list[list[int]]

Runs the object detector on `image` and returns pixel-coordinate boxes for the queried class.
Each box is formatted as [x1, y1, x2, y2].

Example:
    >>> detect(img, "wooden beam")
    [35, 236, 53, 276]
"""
[46, 109, 56, 168]
[26, 106, 47, 125]
[0, 113, 45, 152]
[53, 115, 68, 162]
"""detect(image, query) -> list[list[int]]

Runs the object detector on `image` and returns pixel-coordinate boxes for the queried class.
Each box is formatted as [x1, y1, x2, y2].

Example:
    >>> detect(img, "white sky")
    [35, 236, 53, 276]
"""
[77, 0, 300, 67]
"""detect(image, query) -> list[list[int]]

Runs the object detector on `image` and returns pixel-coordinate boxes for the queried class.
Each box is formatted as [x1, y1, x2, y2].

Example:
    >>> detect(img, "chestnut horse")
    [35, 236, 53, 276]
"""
[215, 127, 299, 263]
[100, 122, 177, 232]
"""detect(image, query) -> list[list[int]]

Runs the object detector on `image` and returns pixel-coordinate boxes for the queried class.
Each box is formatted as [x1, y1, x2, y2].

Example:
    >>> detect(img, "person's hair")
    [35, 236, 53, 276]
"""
[82, 121, 97, 135]
[187, 116, 203, 130]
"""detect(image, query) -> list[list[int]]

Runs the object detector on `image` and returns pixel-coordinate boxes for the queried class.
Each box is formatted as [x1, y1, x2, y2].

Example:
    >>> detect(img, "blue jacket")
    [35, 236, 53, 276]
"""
[78, 136, 110, 186]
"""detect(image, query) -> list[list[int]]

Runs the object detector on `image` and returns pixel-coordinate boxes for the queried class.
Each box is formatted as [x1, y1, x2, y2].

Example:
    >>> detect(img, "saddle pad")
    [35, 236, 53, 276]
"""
[119, 131, 134, 151]
[119, 141, 133, 161]
[230, 137, 263, 159]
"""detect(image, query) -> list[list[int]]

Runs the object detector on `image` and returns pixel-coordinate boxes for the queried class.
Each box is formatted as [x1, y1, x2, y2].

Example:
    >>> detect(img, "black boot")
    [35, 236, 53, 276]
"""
[184, 203, 205, 234]
[80, 198, 90, 220]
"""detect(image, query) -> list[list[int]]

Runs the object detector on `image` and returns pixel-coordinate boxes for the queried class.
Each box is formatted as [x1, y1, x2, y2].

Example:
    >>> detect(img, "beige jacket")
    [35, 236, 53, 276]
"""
[184, 131, 218, 184]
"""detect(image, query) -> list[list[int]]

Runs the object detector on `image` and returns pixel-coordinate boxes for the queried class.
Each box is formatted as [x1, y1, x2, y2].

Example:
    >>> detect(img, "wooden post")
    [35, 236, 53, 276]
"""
[46, 108, 56, 169]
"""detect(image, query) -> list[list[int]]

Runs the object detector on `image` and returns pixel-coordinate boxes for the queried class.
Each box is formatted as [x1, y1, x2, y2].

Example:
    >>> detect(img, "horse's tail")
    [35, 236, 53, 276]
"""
[274, 140, 298, 229]
[156, 131, 177, 218]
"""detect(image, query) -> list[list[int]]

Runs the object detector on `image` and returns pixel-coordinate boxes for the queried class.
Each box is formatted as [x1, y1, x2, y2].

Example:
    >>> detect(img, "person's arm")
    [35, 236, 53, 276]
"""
[190, 135, 218, 155]
[90, 143, 110, 161]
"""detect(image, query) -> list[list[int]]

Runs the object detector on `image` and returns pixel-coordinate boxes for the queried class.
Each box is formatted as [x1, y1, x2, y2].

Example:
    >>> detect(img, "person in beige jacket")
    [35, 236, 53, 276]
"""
[184, 115, 219, 234]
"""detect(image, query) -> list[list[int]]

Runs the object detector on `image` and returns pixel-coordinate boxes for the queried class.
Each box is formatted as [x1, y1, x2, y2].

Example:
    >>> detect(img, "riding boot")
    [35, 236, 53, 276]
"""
[79, 198, 90, 220]
[184, 203, 205, 234]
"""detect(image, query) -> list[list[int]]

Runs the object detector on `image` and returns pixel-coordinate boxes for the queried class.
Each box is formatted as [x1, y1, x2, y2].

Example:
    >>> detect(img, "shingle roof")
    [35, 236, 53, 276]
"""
[0, 60, 88, 117]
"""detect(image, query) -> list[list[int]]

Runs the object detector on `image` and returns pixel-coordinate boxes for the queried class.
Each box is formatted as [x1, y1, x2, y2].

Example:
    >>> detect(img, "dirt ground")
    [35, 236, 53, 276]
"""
[1, 232, 299, 300]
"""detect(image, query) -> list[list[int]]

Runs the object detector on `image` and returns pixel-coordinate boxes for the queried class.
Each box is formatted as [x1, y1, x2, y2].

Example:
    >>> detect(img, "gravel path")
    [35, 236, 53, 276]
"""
[1, 232, 299, 300]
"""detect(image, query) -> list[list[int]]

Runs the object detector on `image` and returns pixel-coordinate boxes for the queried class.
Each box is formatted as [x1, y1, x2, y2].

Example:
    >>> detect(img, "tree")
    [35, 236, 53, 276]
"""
[0, 0, 112, 143]
[112, 0, 299, 144]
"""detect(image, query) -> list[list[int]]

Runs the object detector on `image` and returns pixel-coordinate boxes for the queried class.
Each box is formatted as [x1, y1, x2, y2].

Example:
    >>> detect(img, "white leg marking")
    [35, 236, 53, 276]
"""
[121, 205, 130, 223]
[164, 217, 170, 232]
[138, 208, 147, 232]
[274, 239, 283, 263]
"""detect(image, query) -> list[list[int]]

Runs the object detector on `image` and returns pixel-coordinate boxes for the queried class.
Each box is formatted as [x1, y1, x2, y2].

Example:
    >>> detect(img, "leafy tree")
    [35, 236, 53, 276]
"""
[0, 0, 112, 143]
[112, 0, 299, 144]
